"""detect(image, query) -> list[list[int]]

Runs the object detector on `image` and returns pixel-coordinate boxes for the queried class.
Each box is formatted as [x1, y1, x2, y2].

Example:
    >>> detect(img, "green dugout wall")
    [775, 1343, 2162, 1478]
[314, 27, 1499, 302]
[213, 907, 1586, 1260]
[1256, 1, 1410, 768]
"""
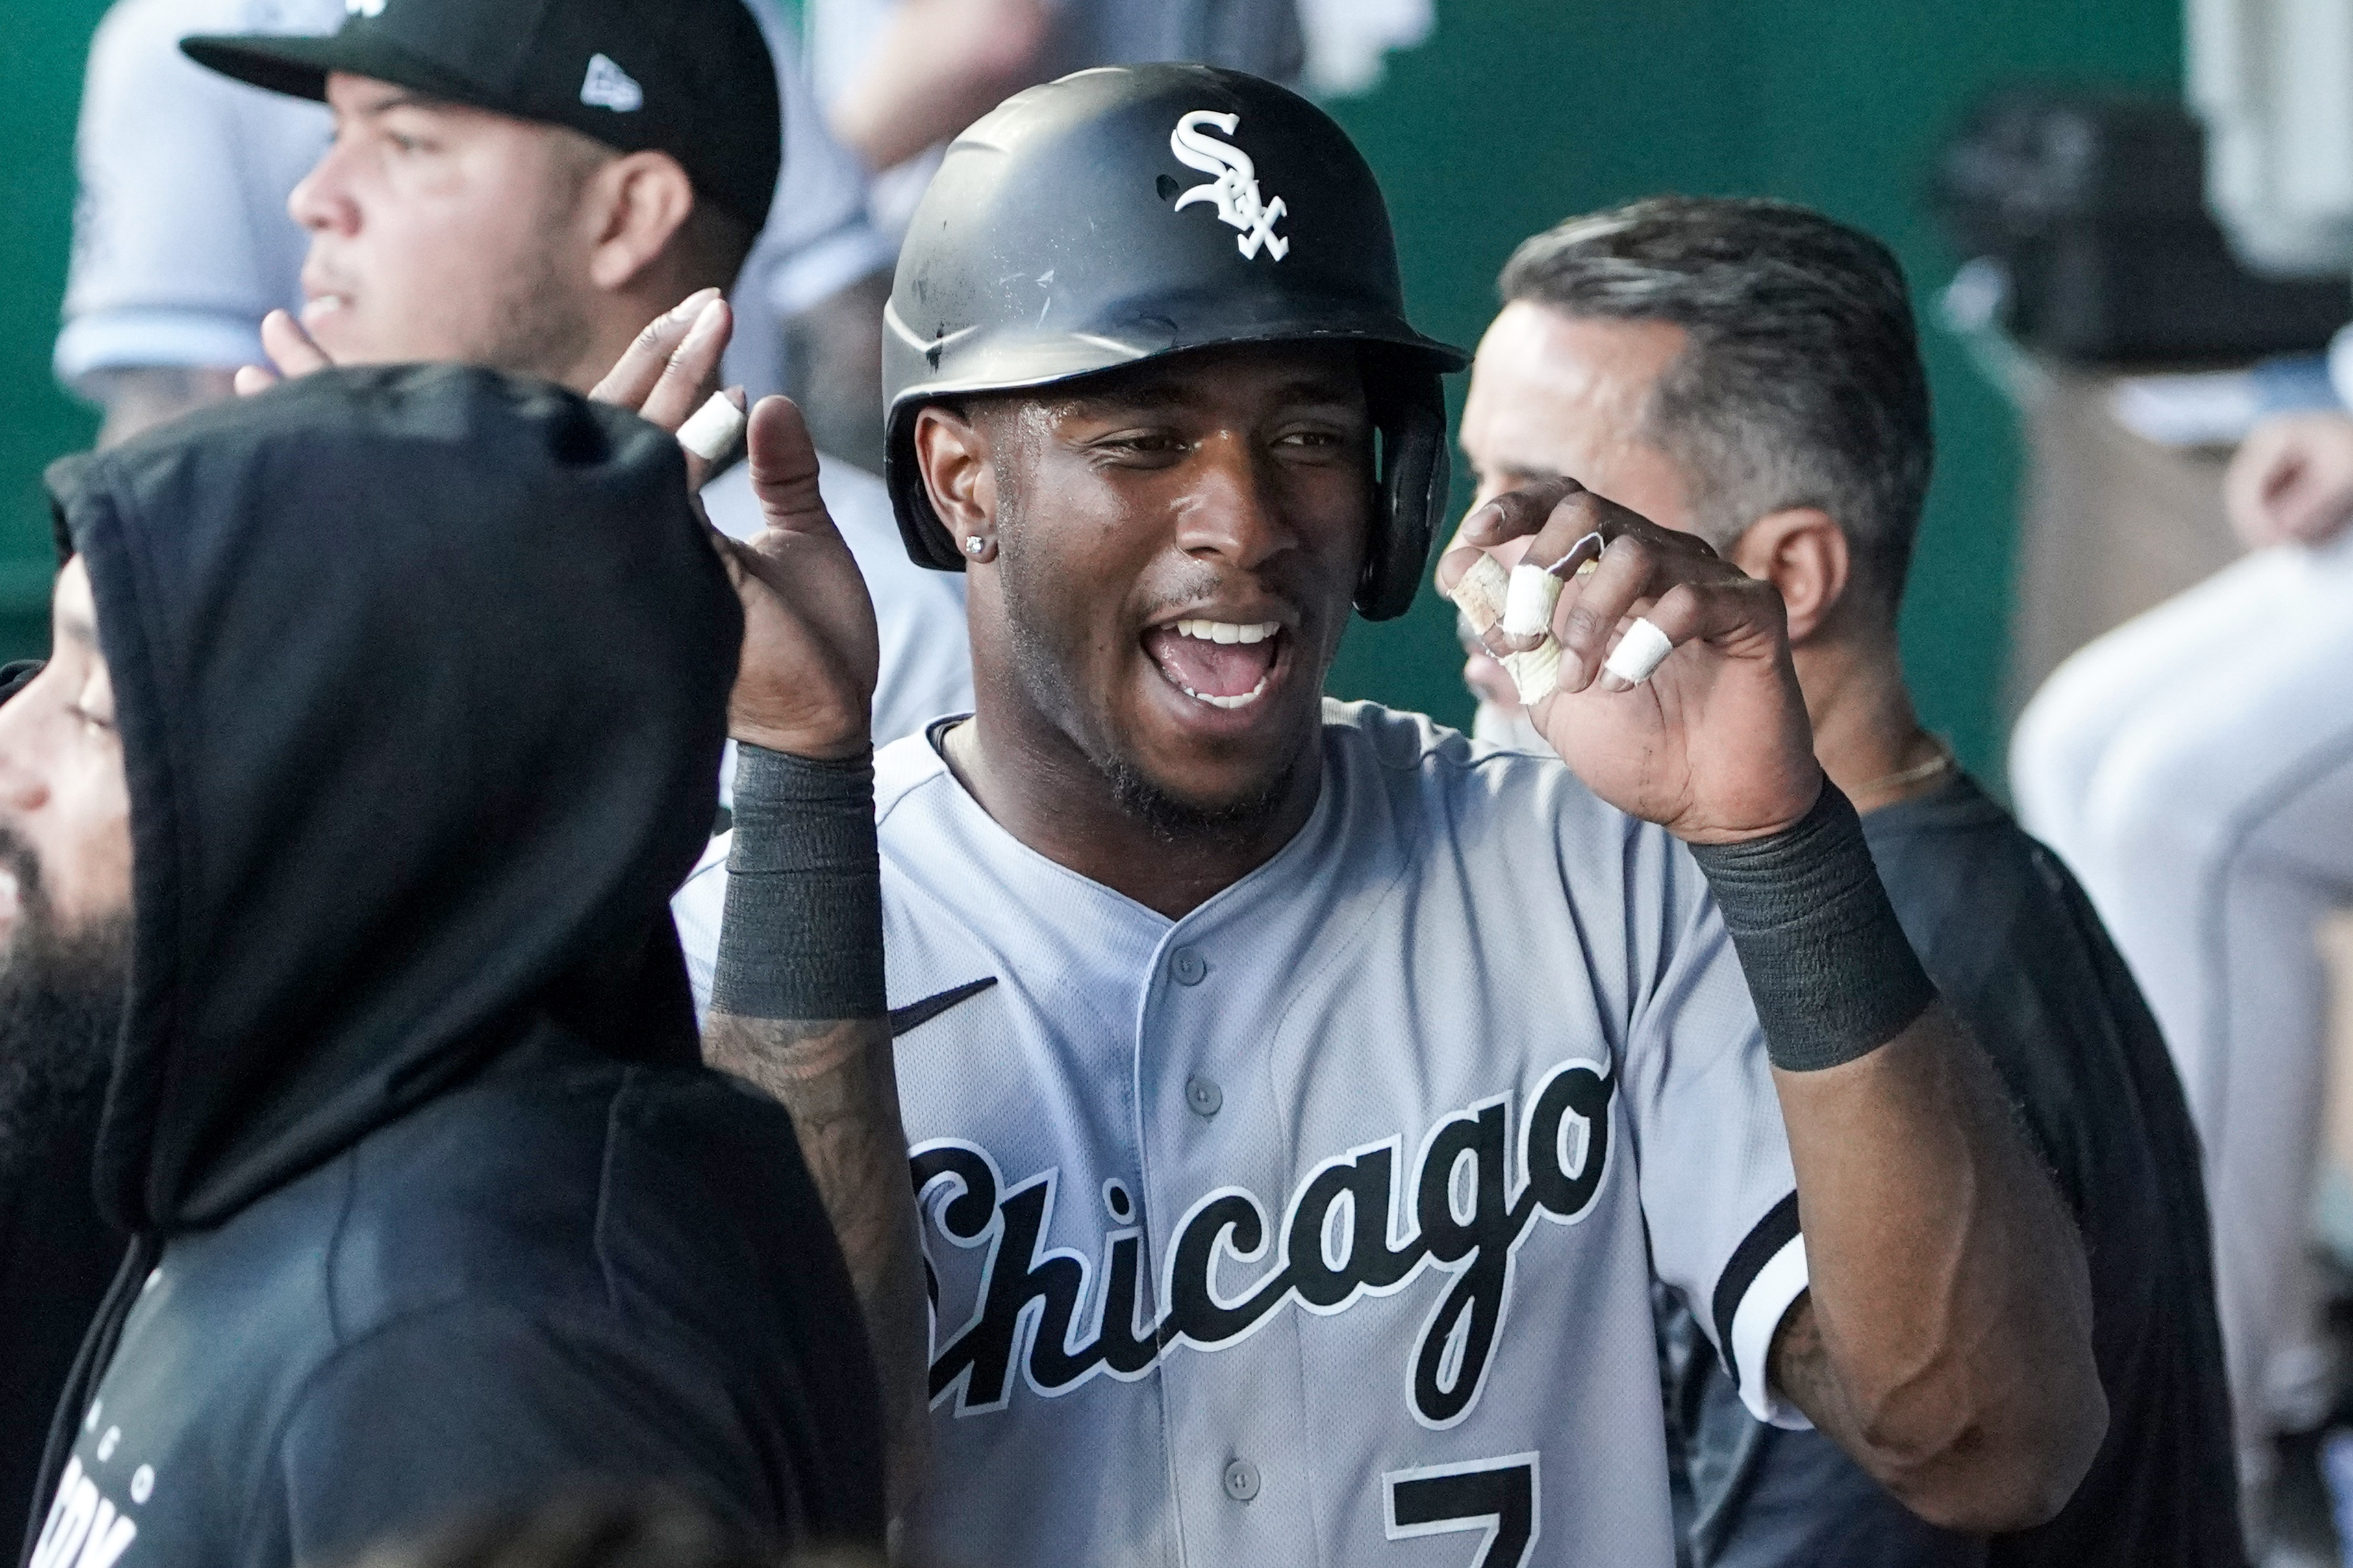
[0, 0, 2181, 773]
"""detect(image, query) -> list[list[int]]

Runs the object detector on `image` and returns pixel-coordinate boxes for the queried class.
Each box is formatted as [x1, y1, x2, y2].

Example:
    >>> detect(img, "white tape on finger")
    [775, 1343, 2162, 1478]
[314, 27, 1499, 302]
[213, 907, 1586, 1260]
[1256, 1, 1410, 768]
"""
[1502, 563, 1566, 638]
[1446, 553, 1511, 634]
[1504, 638, 1561, 706]
[1604, 617, 1674, 686]
[678, 393, 747, 463]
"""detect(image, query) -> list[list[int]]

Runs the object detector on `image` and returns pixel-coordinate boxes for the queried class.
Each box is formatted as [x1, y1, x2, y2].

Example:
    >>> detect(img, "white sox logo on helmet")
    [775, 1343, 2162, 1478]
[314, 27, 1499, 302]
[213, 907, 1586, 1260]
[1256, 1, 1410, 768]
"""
[1170, 110, 1290, 262]
[914, 1056, 1615, 1429]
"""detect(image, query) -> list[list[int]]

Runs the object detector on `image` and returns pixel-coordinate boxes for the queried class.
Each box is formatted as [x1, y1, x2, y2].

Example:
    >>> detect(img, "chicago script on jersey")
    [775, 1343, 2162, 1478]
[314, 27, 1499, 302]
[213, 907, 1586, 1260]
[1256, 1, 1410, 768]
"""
[914, 1057, 1615, 1428]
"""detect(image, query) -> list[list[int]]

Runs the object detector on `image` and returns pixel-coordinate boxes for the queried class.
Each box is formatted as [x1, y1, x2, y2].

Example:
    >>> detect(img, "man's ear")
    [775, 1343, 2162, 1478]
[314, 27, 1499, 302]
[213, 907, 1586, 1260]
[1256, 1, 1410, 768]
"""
[1725, 507, 1849, 645]
[583, 151, 698, 294]
[913, 404, 997, 550]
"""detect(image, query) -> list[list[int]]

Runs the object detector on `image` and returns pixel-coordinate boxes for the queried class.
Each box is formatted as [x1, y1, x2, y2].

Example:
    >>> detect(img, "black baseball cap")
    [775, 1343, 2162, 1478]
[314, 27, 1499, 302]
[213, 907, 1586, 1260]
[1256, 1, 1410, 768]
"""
[182, 0, 781, 230]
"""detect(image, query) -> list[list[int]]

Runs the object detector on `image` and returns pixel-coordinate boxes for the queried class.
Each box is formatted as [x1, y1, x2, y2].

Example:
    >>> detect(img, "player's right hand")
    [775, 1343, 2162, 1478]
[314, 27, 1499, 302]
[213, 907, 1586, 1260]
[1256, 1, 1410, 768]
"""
[2226, 410, 2353, 550]
[594, 292, 877, 758]
[708, 395, 881, 762]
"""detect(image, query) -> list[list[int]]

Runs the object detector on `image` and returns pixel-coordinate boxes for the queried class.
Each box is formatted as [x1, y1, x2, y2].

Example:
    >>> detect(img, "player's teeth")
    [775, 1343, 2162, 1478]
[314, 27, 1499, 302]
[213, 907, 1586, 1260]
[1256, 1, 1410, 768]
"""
[1177, 675, 1272, 710]
[1174, 619, 1278, 643]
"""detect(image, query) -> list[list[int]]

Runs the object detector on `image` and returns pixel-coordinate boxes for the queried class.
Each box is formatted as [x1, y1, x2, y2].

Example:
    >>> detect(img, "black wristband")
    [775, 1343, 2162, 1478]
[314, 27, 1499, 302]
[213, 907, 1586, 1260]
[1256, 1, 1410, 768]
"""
[1685, 779, 1936, 1072]
[711, 744, 886, 1020]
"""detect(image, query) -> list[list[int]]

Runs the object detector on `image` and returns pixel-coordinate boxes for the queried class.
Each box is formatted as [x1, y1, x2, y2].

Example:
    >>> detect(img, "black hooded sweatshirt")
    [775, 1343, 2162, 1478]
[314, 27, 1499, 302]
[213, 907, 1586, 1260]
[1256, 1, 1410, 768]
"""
[19, 367, 885, 1568]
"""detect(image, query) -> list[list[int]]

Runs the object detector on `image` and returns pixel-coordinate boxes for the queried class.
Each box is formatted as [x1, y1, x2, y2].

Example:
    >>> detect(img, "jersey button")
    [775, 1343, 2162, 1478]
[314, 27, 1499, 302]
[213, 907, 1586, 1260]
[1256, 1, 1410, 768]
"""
[1186, 1075, 1223, 1118]
[1222, 1458, 1261, 1502]
[1169, 945, 1208, 985]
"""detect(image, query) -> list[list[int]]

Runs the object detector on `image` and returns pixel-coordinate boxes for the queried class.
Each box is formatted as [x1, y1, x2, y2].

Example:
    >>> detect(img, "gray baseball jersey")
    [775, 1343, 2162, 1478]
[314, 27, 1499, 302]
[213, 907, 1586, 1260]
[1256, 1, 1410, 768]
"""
[672, 701, 1810, 1567]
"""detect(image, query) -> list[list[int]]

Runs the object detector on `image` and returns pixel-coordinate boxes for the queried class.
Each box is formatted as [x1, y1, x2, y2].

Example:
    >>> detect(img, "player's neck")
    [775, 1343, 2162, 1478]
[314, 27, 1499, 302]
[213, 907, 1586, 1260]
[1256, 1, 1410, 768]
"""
[1795, 634, 1948, 814]
[940, 707, 1324, 921]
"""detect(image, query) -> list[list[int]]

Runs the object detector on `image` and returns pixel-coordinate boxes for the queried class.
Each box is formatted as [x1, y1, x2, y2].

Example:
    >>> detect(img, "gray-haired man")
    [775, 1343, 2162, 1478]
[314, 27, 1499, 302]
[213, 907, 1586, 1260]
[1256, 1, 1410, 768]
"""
[1457, 196, 2239, 1565]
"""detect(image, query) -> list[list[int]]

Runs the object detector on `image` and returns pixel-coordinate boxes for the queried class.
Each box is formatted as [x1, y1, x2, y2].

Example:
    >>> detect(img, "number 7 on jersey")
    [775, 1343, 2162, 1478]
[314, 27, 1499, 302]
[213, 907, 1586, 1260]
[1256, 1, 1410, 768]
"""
[1383, 1453, 1541, 1568]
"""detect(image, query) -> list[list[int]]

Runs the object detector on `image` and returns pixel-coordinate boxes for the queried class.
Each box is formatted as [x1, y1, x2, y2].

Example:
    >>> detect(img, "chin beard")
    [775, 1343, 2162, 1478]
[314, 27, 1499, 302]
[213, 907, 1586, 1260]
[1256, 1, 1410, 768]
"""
[0, 850, 129, 1184]
[1100, 750, 1297, 841]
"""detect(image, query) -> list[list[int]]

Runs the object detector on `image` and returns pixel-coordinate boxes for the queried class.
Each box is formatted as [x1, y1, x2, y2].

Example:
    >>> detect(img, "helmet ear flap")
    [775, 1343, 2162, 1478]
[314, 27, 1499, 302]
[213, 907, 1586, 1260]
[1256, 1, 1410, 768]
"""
[1357, 370, 1450, 621]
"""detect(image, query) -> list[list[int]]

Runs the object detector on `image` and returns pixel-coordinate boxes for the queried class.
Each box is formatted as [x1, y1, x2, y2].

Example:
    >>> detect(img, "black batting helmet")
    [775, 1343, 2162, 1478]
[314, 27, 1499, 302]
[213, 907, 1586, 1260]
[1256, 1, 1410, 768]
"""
[882, 63, 1467, 621]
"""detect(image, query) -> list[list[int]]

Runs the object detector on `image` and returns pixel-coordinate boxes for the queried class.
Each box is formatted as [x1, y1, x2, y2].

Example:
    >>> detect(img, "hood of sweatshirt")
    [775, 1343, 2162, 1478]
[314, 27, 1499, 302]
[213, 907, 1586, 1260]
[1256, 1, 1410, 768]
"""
[48, 364, 739, 1236]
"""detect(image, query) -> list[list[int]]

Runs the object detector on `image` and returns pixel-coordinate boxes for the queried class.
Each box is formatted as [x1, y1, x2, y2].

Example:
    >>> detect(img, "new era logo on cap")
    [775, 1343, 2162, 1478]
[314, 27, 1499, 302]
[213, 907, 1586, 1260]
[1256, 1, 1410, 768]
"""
[581, 53, 642, 113]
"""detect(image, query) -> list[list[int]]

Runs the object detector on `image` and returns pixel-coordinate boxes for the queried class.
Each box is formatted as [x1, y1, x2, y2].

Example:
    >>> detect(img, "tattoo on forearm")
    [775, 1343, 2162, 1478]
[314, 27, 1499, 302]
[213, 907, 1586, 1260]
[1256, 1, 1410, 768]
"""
[1767, 1292, 1841, 1424]
[702, 1013, 914, 1300]
[702, 1012, 933, 1523]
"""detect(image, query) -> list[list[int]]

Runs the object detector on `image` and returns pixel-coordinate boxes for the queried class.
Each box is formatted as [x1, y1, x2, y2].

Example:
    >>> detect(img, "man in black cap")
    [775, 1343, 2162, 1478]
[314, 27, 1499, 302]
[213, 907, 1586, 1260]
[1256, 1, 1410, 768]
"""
[180, 0, 781, 391]
[181, 0, 974, 749]
[14, 364, 888, 1568]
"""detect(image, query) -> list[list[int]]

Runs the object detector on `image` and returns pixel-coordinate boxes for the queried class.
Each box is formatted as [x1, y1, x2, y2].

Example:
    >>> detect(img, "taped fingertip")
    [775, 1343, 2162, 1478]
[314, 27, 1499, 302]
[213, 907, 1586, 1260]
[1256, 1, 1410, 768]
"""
[1502, 562, 1566, 638]
[1504, 638, 1561, 706]
[679, 392, 749, 462]
[1445, 553, 1511, 634]
[1602, 617, 1674, 686]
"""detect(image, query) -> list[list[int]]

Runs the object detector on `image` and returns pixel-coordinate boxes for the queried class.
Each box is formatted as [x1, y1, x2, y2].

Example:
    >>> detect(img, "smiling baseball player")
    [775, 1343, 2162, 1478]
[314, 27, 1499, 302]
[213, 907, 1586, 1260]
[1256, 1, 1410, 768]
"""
[675, 64, 2105, 1567]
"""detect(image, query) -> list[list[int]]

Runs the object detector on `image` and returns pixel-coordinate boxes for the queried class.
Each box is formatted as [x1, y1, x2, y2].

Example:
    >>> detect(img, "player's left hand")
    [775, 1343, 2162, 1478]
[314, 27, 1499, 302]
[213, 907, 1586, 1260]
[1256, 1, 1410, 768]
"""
[1439, 478, 1822, 843]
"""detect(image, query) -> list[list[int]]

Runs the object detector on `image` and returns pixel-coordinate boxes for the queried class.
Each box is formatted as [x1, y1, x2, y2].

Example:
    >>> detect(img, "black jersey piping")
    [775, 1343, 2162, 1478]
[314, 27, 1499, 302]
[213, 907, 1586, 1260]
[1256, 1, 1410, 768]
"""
[1711, 1190, 1801, 1389]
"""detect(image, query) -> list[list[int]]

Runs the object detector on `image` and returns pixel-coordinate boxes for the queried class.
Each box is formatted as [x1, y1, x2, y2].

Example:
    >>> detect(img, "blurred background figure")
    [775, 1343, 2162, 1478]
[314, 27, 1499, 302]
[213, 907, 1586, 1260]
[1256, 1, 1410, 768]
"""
[805, 0, 1432, 241]
[809, 0, 1299, 243]
[57, 0, 896, 465]
[2010, 398, 2353, 1541]
[1996, 1, 2353, 1552]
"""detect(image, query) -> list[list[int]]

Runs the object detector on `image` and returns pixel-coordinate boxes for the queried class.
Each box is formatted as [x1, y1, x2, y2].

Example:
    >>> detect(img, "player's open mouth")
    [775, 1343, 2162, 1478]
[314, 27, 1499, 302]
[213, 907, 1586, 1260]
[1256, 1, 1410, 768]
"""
[1140, 617, 1284, 710]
